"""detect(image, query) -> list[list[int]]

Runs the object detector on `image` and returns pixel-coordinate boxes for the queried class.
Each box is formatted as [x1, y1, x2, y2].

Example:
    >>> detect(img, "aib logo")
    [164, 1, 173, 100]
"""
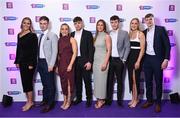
[7, 91, 21, 95]
[139, 5, 152, 10]
[5, 42, 17, 46]
[9, 54, 16, 60]
[38, 90, 43, 96]
[120, 18, 125, 22]
[90, 30, 96, 36]
[167, 30, 173, 36]
[163, 89, 172, 93]
[31, 4, 45, 8]
[165, 18, 177, 23]
[89, 17, 96, 23]
[34, 30, 42, 34]
[6, 67, 19, 71]
[8, 28, 14, 35]
[170, 43, 176, 47]
[169, 5, 175, 11]
[35, 16, 41, 22]
[62, 3, 69, 10]
[166, 66, 175, 70]
[86, 5, 99, 9]
[3, 16, 17, 21]
[164, 77, 170, 83]
[59, 17, 72, 22]
[142, 18, 145, 23]
[6, 2, 13, 9]
[10, 78, 17, 84]
[34, 79, 41, 83]
[116, 4, 122, 11]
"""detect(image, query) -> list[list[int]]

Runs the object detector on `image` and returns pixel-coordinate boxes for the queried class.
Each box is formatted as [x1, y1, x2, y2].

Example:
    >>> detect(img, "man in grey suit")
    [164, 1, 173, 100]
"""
[106, 15, 130, 106]
[37, 16, 58, 113]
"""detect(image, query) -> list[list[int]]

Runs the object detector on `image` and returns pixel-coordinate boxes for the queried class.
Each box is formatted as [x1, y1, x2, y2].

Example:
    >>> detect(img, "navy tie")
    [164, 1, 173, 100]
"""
[38, 33, 44, 58]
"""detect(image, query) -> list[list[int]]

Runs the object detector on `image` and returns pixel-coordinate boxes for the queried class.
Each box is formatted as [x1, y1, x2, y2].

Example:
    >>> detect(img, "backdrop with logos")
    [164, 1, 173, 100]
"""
[0, 0, 179, 101]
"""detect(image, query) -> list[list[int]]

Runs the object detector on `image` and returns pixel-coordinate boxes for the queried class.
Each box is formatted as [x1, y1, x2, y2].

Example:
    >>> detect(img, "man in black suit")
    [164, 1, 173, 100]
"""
[141, 13, 171, 113]
[71, 16, 94, 107]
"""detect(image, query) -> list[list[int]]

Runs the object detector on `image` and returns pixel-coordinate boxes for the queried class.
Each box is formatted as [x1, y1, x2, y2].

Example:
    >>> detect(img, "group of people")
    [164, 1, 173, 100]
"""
[14, 13, 171, 113]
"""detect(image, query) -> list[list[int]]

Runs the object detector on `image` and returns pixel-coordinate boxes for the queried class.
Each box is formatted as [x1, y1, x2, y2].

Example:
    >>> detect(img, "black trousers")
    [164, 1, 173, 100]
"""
[74, 57, 92, 101]
[106, 57, 124, 102]
[143, 54, 163, 105]
[37, 59, 55, 106]
[19, 63, 35, 92]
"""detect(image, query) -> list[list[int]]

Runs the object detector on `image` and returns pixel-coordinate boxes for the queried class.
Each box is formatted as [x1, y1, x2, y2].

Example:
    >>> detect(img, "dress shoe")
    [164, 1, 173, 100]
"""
[38, 101, 47, 107]
[40, 105, 53, 113]
[86, 100, 92, 107]
[155, 104, 161, 113]
[73, 99, 82, 105]
[117, 101, 123, 107]
[141, 101, 153, 108]
[105, 99, 112, 106]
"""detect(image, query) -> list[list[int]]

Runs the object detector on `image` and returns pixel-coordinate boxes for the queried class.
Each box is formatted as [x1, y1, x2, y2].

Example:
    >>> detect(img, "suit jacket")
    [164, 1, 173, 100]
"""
[40, 31, 58, 67]
[71, 29, 94, 64]
[110, 29, 130, 61]
[143, 25, 171, 61]
[14, 32, 38, 66]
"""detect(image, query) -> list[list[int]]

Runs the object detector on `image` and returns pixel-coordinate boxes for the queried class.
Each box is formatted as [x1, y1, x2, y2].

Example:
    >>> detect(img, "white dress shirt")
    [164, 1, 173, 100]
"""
[39, 30, 48, 58]
[110, 29, 119, 57]
[146, 25, 156, 55]
[74, 29, 83, 56]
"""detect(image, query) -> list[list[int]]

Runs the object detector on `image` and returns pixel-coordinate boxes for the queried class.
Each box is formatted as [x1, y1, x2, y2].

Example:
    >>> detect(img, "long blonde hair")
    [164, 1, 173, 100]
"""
[129, 18, 140, 37]
[20, 17, 34, 34]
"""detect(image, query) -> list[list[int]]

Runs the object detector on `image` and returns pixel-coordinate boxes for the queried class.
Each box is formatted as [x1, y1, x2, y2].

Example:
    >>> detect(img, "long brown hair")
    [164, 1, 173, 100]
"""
[59, 23, 70, 37]
[94, 19, 107, 42]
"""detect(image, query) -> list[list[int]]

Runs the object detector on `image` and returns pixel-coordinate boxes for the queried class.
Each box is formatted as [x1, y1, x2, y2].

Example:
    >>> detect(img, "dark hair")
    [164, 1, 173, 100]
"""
[110, 15, 120, 22]
[59, 23, 70, 37]
[95, 19, 107, 41]
[39, 16, 49, 23]
[145, 13, 154, 18]
[20, 17, 33, 32]
[73, 16, 82, 22]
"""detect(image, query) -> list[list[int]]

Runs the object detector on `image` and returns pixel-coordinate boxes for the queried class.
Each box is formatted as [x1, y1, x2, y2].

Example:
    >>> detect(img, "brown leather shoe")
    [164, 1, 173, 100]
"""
[141, 101, 153, 108]
[155, 104, 161, 113]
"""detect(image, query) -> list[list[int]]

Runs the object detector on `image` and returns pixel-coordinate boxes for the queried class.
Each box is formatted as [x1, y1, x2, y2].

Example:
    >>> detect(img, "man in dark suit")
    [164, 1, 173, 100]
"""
[71, 16, 94, 107]
[141, 13, 171, 113]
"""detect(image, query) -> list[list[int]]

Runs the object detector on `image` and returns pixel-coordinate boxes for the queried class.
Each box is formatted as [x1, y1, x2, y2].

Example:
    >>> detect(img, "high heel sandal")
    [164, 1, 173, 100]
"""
[128, 100, 134, 106]
[129, 100, 139, 108]
[22, 103, 34, 111]
[62, 97, 71, 110]
[95, 100, 105, 109]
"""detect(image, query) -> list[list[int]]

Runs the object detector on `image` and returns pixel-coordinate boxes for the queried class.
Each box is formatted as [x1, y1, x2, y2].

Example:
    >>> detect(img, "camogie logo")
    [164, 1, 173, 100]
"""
[6, 2, 13, 9]
[31, 4, 45, 8]
[9, 54, 16, 60]
[167, 30, 173, 36]
[10, 78, 17, 84]
[139, 5, 152, 10]
[170, 43, 176, 47]
[3, 16, 18, 21]
[8, 28, 14, 35]
[116, 4, 122, 11]
[89, 17, 96, 23]
[86, 5, 100, 9]
[38, 90, 43, 96]
[35, 16, 41, 22]
[62, 3, 69, 10]
[169, 5, 175, 11]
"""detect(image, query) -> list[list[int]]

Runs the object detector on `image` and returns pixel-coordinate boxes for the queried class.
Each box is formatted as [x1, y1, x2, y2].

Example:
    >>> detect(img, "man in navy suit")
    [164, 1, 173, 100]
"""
[141, 13, 171, 113]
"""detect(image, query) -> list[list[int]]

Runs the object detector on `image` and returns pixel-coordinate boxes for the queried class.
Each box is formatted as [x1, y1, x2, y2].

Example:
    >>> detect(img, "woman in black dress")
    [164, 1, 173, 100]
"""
[57, 23, 77, 110]
[14, 17, 38, 111]
[127, 18, 145, 108]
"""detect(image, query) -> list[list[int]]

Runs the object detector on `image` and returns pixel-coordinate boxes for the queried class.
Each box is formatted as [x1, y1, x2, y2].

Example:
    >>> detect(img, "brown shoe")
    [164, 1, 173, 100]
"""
[141, 101, 153, 108]
[155, 104, 161, 113]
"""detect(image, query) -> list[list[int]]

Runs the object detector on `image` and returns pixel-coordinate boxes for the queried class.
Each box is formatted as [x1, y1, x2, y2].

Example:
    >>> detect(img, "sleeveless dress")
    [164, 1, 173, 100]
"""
[93, 32, 109, 99]
[127, 32, 141, 94]
[58, 36, 74, 96]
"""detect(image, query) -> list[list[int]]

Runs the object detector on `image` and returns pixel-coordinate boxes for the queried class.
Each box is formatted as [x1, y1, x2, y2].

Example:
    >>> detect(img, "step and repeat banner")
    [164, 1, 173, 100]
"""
[0, 0, 179, 101]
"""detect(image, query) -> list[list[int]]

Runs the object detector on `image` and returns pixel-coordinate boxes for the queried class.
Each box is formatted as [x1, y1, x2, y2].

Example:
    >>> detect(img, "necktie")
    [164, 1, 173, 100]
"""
[38, 33, 44, 58]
